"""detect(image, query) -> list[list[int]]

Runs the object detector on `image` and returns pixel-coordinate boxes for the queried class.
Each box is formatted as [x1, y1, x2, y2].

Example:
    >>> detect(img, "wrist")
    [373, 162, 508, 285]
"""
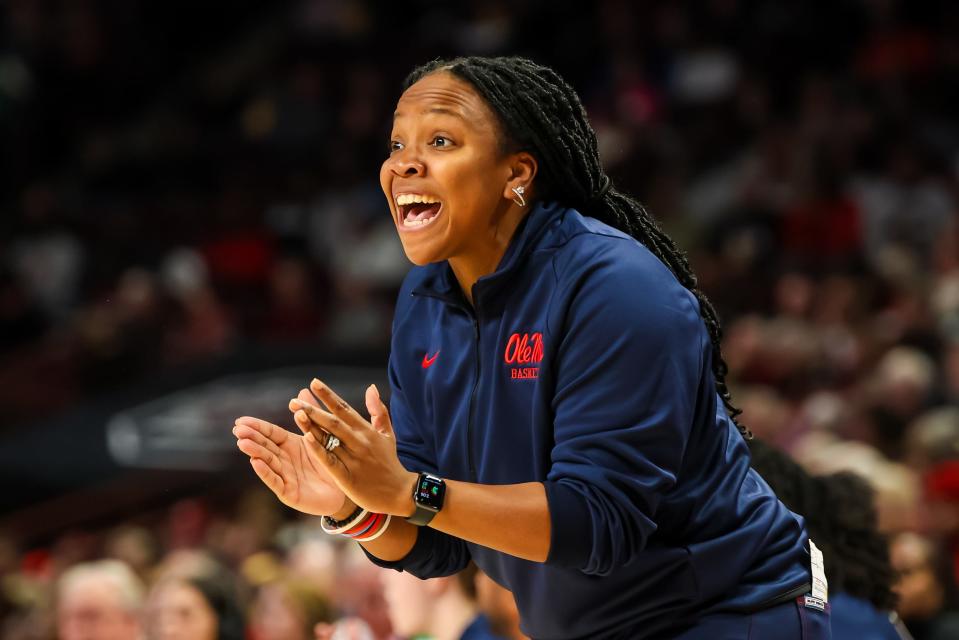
[331, 497, 357, 521]
[396, 471, 419, 517]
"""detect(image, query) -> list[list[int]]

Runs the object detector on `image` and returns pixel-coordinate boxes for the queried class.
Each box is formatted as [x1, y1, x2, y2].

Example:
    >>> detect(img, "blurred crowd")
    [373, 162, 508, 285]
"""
[0, 490, 526, 639]
[3, 0, 959, 638]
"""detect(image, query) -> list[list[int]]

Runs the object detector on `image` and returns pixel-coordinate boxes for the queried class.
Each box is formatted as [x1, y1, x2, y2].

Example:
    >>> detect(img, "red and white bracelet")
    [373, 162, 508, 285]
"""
[321, 507, 391, 541]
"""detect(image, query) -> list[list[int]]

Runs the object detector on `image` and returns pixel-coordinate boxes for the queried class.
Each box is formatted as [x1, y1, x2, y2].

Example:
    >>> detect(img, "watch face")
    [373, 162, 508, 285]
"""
[414, 474, 445, 511]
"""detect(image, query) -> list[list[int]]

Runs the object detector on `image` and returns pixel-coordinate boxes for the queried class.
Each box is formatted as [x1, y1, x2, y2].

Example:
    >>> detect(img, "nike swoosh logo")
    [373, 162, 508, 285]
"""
[422, 351, 440, 369]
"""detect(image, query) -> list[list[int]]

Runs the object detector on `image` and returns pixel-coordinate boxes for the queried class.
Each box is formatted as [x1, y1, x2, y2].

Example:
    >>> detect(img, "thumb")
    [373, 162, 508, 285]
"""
[365, 384, 394, 436]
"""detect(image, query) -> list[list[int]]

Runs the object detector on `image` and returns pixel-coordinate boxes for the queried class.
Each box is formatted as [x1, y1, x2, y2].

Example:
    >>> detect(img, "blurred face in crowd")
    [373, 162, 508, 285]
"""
[380, 569, 432, 637]
[250, 583, 307, 640]
[334, 561, 393, 639]
[381, 71, 534, 269]
[145, 580, 218, 640]
[58, 579, 141, 640]
[891, 533, 944, 620]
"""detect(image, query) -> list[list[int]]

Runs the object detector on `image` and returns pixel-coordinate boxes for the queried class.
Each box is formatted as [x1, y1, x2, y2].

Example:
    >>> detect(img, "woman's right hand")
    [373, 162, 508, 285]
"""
[234, 390, 347, 516]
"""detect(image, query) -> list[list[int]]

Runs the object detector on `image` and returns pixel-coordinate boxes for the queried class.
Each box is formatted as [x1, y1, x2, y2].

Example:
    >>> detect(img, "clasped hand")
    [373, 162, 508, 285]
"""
[233, 379, 417, 518]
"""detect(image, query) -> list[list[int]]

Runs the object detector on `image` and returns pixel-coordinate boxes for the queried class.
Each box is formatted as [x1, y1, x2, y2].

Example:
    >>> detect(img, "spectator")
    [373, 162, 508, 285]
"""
[890, 532, 959, 640]
[248, 577, 334, 640]
[145, 569, 245, 640]
[56, 559, 145, 640]
[380, 564, 504, 640]
[749, 440, 902, 639]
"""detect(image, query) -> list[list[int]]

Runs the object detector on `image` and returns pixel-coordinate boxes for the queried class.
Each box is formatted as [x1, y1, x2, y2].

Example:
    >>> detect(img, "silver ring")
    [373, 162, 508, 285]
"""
[324, 434, 340, 452]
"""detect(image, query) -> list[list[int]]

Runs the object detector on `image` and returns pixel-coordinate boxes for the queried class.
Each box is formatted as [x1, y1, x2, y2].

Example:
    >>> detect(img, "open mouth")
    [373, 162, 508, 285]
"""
[396, 194, 443, 229]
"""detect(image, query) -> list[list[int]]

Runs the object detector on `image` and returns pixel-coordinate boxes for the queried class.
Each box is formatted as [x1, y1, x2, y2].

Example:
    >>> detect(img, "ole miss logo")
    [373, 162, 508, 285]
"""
[504, 332, 543, 380]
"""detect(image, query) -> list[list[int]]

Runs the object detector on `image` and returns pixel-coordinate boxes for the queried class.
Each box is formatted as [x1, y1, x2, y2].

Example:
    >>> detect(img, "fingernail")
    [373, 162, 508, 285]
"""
[371, 383, 379, 396]
[312, 378, 322, 387]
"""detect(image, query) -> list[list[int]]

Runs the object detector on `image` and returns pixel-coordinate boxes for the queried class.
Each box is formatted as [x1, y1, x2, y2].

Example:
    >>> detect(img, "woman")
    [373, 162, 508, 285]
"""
[248, 578, 334, 640]
[748, 440, 905, 639]
[233, 56, 829, 639]
[145, 573, 245, 640]
[379, 564, 502, 640]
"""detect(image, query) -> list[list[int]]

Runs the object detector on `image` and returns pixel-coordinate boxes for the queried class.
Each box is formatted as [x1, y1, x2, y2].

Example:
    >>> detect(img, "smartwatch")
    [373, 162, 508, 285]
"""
[406, 472, 446, 526]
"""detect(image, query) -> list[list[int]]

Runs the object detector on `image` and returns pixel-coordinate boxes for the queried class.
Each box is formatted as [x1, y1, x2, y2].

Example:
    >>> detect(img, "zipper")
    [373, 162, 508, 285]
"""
[412, 288, 481, 483]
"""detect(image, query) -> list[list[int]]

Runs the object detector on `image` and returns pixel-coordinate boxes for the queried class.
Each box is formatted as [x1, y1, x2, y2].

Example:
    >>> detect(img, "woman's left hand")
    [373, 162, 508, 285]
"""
[290, 378, 417, 517]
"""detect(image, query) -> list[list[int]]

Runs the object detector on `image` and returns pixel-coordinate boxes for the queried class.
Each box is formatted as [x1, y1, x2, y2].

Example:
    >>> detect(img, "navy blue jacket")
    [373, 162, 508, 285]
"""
[368, 202, 812, 639]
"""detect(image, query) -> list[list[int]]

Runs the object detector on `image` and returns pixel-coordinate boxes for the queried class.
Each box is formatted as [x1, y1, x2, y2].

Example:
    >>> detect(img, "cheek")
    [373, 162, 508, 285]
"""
[379, 161, 395, 205]
[194, 606, 219, 638]
[443, 159, 503, 227]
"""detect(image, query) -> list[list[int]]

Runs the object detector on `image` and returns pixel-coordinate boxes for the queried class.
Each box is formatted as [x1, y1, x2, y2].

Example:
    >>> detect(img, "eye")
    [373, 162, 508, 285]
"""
[430, 136, 453, 148]
[388, 140, 404, 154]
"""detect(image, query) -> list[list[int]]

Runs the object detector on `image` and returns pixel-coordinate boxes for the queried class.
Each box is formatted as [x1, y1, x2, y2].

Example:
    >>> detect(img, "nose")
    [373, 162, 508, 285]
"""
[389, 148, 426, 178]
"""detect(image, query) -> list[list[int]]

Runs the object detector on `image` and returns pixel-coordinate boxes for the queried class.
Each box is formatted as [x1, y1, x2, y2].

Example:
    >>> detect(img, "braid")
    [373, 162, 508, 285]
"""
[405, 57, 748, 438]
[749, 441, 899, 610]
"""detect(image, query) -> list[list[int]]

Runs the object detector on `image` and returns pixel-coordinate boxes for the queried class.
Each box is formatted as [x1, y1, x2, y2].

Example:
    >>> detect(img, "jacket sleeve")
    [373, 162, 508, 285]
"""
[542, 245, 708, 576]
[361, 352, 472, 577]
[360, 525, 473, 578]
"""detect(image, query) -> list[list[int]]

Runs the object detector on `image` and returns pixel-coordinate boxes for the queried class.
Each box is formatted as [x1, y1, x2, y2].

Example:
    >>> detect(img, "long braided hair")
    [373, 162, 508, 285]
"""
[748, 440, 898, 609]
[405, 56, 749, 438]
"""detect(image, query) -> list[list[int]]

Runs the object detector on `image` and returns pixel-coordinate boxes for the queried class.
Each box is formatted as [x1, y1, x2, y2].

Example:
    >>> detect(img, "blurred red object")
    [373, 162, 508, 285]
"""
[20, 548, 51, 579]
[926, 460, 959, 502]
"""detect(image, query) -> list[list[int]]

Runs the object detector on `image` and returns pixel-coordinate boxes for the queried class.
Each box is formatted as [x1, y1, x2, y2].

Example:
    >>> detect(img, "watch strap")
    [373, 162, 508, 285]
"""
[406, 503, 439, 526]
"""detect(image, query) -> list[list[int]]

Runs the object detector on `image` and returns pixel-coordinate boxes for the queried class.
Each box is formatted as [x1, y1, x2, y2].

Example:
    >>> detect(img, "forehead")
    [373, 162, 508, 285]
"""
[60, 581, 121, 608]
[393, 71, 496, 129]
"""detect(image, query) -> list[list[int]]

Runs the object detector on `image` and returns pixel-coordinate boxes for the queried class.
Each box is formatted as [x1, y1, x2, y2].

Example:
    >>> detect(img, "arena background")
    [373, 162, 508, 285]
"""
[2, 1, 959, 638]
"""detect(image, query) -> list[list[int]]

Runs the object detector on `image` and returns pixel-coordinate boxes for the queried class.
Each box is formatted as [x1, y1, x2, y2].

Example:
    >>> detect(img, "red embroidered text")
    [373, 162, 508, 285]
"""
[504, 332, 543, 380]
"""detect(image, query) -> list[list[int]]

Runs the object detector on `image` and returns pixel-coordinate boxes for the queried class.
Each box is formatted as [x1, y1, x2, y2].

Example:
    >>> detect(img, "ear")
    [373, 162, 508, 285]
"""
[502, 151, 538, 202]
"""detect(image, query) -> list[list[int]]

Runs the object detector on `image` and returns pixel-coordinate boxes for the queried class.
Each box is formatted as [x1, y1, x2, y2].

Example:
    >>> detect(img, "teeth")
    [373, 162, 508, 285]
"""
[396, 194, 440, 206]
[403, 211, 441, 227]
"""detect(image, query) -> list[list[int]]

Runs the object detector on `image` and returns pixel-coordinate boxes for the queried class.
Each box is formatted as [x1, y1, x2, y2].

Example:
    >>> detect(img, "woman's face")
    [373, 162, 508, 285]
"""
[379, 568, 432, 637]
[380, 71, 522, 266]
[250, 584, 306, 640]
[146, 580, 218, 640]
[891, 534, 943, 620]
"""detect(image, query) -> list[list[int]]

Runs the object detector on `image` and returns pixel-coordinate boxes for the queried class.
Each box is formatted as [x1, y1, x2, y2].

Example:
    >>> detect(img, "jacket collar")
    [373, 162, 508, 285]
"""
[411, 201, 566, 305]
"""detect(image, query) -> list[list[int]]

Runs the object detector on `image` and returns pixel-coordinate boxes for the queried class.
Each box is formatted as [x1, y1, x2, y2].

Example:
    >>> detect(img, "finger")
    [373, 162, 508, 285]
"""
[291, 408, 361, 462]
[292, 407, 335, 450]
[290, 389, 323, 444]
[290, 399, 366, 452]
[233, 424, 285, 461]
[310, 378, 367, 428]
[306, 429, 353, 487]
[297, 387, 321, 408]
[249, 458, 286, 497]
[235, 416, 290, 446]
[236, 438, 285, 477]
[365, 384, 393, 436]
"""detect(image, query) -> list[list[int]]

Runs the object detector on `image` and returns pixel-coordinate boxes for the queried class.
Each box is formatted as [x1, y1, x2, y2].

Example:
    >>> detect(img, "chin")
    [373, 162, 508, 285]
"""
[400, 240, 448, 266]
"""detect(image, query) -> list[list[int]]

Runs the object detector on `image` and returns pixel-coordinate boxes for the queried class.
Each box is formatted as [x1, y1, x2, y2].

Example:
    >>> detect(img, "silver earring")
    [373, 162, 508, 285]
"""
[511, 185, 526, 207]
